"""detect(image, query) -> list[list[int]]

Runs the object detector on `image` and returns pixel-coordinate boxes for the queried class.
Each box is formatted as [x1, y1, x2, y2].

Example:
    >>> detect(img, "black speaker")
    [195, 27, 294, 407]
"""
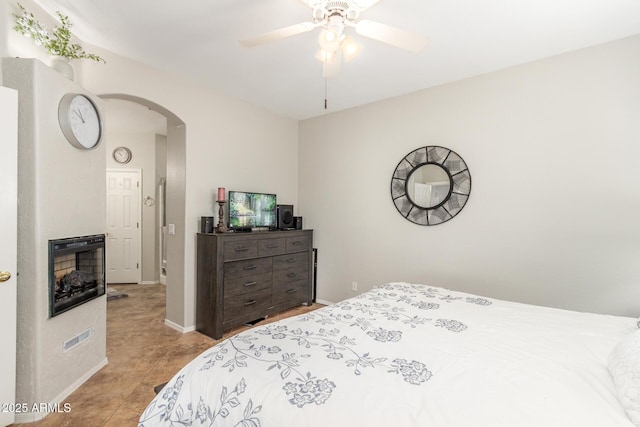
[277, 204, 294, 230]
[200, 216, 214, 233]
[293, 216, 303, 230]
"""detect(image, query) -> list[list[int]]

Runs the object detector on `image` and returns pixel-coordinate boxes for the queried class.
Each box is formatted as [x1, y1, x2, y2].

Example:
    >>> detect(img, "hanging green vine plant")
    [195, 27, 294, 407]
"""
[13, 2, 105, 62]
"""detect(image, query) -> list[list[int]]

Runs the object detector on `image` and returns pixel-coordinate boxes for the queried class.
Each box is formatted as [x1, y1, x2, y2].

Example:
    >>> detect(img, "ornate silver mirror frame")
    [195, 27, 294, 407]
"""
[391, 146, 471, 226]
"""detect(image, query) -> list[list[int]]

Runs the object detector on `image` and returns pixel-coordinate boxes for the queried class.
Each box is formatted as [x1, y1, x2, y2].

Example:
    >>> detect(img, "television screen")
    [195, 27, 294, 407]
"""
[228, 191, 277, 228]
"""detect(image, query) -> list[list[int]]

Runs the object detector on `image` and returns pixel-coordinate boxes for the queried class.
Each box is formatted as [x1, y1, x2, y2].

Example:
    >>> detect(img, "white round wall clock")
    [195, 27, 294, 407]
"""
[112, 146, 132, 164]
[58, 93, 103, 150]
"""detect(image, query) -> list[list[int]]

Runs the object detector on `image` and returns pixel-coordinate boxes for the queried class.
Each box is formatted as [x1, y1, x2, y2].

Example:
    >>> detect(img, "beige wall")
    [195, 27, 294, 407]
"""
[79, 47, 299, 329]
[2, 58, 107, 419]
[1, 0, 297, 341]
[299, 35, 640, 317]
[3, 0, 638, 339]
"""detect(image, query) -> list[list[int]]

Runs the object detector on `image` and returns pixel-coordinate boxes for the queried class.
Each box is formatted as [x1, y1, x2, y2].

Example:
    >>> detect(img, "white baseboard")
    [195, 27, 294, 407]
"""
[139, 280, 160, 285]
[315, 298, 334, 306]
[14, 357, 108, 424]
[164, 318, 196, 333]
[159, 275, 166, 285]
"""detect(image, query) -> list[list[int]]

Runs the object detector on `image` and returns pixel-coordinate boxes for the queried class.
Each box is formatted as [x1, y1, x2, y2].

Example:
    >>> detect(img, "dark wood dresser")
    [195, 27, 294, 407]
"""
[196, 229, 313, 339]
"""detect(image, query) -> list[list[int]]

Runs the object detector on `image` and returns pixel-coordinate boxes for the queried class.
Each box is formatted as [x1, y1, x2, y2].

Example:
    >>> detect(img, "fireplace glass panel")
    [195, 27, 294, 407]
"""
[48, 234, 106, 317]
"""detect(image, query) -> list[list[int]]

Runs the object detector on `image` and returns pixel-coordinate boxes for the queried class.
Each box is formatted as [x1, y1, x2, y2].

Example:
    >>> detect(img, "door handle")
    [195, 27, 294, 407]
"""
[0, 271, 11, 282]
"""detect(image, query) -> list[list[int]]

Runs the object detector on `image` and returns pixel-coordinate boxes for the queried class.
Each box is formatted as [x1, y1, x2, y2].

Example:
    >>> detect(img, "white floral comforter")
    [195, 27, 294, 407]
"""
[139, 283, 636, 426]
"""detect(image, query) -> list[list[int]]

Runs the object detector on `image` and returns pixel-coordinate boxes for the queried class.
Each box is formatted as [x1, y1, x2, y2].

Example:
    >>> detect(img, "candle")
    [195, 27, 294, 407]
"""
[217, 187, 225, 201]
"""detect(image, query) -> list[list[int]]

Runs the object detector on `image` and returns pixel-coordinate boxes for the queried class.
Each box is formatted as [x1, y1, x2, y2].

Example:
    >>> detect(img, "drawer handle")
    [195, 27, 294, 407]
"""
[267, 244, 278, 248]
[292, 241, 302, 246]
[286, 258, 297, 263]
[244, 300, 257, 306]
[243, 265, 257, 271]
[286, 289, 298, 294]
[235, 247, 249, 252]
[244, 281, 257, 287]
[286, 272, 297, 278]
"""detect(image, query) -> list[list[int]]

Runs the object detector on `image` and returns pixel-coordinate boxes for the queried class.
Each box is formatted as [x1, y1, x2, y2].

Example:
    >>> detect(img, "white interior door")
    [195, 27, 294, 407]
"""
[106, 169, 142, 284]
[0, 87, 18, 427]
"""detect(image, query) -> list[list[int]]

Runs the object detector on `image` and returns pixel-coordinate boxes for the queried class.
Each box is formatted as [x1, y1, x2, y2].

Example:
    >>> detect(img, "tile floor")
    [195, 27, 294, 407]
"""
[18, 284, 321, 426]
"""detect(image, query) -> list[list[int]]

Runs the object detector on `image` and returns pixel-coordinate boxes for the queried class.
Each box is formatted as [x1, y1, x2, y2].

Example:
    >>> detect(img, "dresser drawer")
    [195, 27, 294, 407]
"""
[273, 264, 309, 285]
[197, 231, 312, 340]
[224, 257, 271, 278]
[224, 271, 272, 298]
[286, 235, 310, 253]
[224, 287, 272, 322]
[272, 279, 308, 307]
[224, 240, 258, 261]
[273, 253, 309, 271]
[258, 237, 285, 257]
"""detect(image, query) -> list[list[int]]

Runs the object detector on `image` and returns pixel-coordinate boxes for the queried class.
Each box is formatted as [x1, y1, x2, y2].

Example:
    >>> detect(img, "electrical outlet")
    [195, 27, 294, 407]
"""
[351, 282, 358, 292]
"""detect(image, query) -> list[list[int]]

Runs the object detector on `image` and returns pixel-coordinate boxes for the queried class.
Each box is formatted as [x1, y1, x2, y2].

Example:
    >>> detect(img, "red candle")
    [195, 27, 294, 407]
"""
[217, 187, 225, 201]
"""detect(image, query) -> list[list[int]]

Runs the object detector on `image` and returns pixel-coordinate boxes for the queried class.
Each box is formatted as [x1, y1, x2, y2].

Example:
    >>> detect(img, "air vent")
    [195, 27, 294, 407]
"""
[63, 327, 94, 353]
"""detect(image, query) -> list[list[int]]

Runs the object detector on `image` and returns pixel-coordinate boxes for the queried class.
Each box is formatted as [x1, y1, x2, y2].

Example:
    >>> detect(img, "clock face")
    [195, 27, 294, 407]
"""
[113, 146, 132, 164]
[58, 93, 102, 150]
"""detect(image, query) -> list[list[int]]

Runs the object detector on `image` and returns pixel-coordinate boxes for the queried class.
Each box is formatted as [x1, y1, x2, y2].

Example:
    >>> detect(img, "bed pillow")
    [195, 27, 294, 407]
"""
[608, 330, 640, 426]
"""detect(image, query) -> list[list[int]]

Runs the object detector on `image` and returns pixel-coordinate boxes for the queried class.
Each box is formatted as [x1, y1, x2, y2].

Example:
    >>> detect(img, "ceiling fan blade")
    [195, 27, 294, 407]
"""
[354, 20, 429, 53]
[240, 22, 319, 48]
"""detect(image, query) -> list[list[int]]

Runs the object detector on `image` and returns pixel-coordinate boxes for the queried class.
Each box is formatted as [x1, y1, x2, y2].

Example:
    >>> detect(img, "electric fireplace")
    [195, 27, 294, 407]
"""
[48, 234, 105, 317]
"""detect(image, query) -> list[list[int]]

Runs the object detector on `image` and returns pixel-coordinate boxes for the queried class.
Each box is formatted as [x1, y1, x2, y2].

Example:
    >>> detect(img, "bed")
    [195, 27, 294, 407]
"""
[139, 282, 639, 426]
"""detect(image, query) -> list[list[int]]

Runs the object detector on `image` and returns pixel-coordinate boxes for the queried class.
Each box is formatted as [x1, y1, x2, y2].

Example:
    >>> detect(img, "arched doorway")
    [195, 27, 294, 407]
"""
[100, 94, 186, 329]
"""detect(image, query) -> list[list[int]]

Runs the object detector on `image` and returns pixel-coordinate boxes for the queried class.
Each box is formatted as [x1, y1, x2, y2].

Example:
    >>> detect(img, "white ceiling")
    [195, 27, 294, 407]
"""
[33, 0, 640, 120]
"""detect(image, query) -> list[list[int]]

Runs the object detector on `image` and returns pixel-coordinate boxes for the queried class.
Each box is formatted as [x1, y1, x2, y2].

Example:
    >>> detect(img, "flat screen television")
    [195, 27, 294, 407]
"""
[228, 191, 277, 229]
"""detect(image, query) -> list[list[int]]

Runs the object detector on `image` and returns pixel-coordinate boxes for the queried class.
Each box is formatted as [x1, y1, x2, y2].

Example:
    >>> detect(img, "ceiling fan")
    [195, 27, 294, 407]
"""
[240, 0, 429, 77]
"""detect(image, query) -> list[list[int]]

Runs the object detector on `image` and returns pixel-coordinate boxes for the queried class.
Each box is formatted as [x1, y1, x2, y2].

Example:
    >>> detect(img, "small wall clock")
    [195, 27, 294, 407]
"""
[58, 93, 102, 150]
[113, 146, 132, 164]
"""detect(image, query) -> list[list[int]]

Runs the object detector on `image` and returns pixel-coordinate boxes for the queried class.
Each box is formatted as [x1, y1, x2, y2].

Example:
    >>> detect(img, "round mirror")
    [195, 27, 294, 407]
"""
[406, 164, 451, 208]
[391, 146, 471, 226]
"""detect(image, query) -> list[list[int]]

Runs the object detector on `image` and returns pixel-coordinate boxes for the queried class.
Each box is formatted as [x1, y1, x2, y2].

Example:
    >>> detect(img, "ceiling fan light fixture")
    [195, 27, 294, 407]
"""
[323, 51, 342, 78]
[243, 0, 429, 89]
[324, 28, 338, 42]
[318, 27, 343, 52]
[341, 35, 361, 62]
[316, 49, 336, 64]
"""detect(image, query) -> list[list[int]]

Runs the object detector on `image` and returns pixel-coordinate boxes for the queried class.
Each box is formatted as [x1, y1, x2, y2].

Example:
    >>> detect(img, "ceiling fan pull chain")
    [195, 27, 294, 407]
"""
[324, 78, 328, 109]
